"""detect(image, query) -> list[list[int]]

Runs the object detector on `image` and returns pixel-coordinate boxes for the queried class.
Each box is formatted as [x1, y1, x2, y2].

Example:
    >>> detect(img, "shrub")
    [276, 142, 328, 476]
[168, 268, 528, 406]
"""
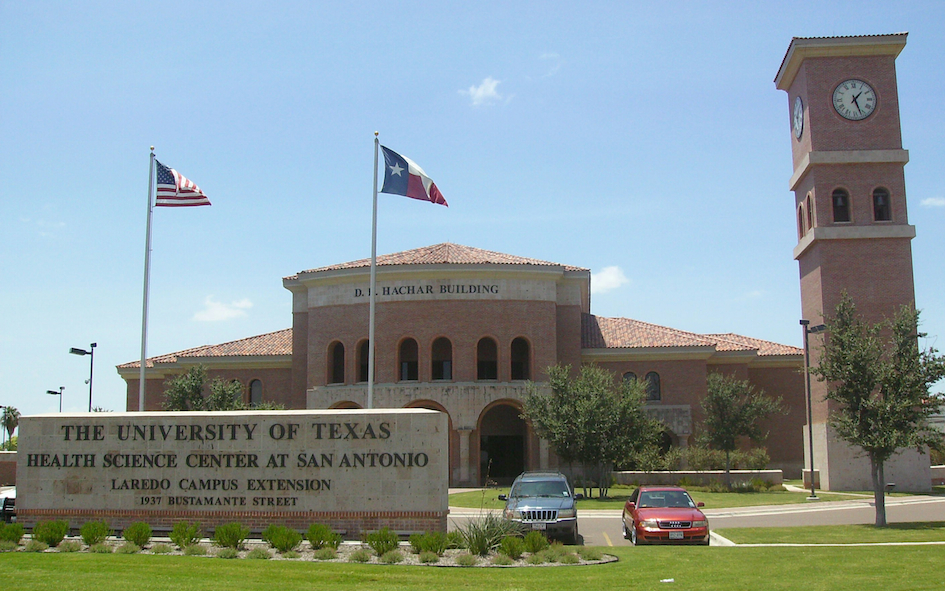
[151, 543, 173, 554]
[418, 550, 440, 564]
[445, 530, 465, 549]
[216, 547, 239, 559]
[170, 521, 202, 549]
[455, 552, 478, 566]
[408, 533, 423, 554]
[123, 522, 152, 547]
[213, 522, 249, 550]
[577, 546, 602, 561]
[184, 544, 208, 556]
[561, 552, 581, 564]
[89, 543, 112, 553]
[306, 523, 342, 550]
[0, 523, 24, 544]
[0, 540, 17, 552]
[262, 524, 302, 553]
[116, 542, 140, 554]
[25, 539, 48, 552]
[283, 550, 301, 559]
[246, 547, 271, 560]
[498, 535, 525, 560]
[312, 547, 337, 561]
[32, 520, 69, 547]
[738, 447, 771, 470]
[526, 552, 546, 565]
[413, 531, 446, 555]
[80, 520, 111, 546]
[457, 512, 522, 556]
[491, 553, 513, 566]
[348, 548, 371, 563]
[58, 540, 82, 552]
[380, 549, 404, 564]
[364, 527, 399, 556]
[523, 530, 549, 553]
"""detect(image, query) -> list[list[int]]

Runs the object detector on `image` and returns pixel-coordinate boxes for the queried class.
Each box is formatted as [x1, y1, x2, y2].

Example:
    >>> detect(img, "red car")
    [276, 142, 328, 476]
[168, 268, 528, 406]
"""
[622, 486, 709, 545]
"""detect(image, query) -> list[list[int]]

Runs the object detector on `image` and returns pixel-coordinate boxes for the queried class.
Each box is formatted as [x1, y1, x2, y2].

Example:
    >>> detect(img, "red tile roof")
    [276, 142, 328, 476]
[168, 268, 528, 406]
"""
[288, 243, 587, 278]
[583, 315, 801, 356]
[118, 328, 292, 369]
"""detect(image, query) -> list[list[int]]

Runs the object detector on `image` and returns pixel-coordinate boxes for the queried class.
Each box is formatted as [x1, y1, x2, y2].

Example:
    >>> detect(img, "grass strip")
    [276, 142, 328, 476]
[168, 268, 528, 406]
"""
[716, 521, 945, 545]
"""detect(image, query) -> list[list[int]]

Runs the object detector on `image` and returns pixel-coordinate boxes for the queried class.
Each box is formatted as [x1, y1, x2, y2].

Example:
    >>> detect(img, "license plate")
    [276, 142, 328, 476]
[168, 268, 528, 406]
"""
[531, 522, 547, 530]
[668, 531, 684, 540]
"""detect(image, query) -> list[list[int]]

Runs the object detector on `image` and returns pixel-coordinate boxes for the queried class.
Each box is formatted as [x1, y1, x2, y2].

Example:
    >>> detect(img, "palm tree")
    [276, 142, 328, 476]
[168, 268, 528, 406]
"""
[1, 406, 19, 445]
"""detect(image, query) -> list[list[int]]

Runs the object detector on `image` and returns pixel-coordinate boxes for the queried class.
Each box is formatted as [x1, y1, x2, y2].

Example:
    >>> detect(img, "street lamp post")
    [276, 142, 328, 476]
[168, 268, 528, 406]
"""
[800, 319, 827, 500]
[69, 343, 96, 412]
[46, 387, 65, 412]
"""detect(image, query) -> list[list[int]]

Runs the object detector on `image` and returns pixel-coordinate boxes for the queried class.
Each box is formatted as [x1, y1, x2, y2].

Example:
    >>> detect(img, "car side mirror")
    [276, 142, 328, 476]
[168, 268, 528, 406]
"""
[697, 502, 705, 507]
[574, 493, 584, 500]
[626, 502, 635, 510]
[497, 494, 508, 501]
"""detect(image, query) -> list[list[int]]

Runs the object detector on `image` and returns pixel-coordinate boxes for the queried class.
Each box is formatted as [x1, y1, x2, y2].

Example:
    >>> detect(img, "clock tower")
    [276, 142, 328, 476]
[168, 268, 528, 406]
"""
[775, 34, 929, 491]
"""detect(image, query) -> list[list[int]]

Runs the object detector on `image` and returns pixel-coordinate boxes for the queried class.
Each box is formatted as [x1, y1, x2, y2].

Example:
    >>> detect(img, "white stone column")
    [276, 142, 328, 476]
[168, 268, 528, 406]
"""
[457, 428, 473, 485]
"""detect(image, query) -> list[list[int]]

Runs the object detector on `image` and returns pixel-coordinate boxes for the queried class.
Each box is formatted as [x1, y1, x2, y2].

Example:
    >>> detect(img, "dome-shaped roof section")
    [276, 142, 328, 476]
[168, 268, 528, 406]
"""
[287, 243, 588, 279]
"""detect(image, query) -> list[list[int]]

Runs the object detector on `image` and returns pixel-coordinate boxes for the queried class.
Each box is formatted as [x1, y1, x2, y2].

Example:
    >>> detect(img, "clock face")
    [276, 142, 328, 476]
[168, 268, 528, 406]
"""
[793, 96, 804, 139]
[833, 79, 876, 121]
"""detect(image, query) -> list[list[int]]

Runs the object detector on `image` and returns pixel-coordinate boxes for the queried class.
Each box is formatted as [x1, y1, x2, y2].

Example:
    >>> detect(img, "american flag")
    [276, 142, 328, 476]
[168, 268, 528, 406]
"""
[155, 160, 210, 207]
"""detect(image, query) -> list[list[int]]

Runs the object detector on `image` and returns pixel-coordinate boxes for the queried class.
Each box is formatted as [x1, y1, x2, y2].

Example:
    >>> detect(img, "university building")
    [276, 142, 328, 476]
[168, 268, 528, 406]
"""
[119, 242, 805, 486]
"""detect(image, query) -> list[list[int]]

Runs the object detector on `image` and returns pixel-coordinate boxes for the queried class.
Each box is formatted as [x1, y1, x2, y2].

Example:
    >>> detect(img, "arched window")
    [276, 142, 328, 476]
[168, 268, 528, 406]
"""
[477, 337, 498, 380]
[873, 187, 891, 221]
[431, 337, 452, 380]
[805, 195, 813, 231]
[399, 338, 419, 381]
[797, 204, 805, 238]
[832, 188, 851, 223]
[357, 340, 370, 383]
[249, 379, 262, 407]
[329, 341, 345, 384]
[645, 372, 661, 402]
[510, 337, 530, 380]
[623, 371, 637, 383]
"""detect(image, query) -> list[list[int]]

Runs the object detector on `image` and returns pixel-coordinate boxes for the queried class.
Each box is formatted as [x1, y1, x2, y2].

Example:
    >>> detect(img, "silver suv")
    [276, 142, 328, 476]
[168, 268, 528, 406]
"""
[498, 471, 582, 544]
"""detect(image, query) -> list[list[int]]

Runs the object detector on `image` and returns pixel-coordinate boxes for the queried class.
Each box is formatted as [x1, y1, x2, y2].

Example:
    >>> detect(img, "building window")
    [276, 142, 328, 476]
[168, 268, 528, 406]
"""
[832, 189, 851, 223]
[645, 372, 661, 401]
[399, 338, 419, 381]
[431, 337, 452, 380]
[329, 341, 345, 384]
[477, 337, 498, 380]
[623, 371, 637, 383]
[510, 337, 530, 380]
[873, 187, 891, 221]
[797, 205, 805, 238]
[805, 195, 813, 231]
[249, 379, 262, 407]
[357, 340, 370, 382]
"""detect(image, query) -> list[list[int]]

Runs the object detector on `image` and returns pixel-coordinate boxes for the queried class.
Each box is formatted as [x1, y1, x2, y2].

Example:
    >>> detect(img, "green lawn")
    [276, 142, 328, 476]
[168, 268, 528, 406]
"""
[450, 487, 862, 510]
[716, 521, 945, 545]
[2, 545, 943, 590]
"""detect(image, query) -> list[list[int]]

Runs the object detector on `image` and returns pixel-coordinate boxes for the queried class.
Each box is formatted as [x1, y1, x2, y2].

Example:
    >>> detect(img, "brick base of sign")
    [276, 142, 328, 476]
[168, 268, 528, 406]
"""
[17, 509, 448, 538]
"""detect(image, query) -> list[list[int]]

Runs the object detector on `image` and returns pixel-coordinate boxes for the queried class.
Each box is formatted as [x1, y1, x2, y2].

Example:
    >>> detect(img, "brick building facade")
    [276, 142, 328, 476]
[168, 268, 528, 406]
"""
[120, 243, 805, 486]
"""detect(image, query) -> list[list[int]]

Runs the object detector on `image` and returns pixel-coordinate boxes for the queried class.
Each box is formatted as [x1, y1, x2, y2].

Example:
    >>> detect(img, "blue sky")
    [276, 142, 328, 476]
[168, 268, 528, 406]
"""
[2, 1, 944, 422]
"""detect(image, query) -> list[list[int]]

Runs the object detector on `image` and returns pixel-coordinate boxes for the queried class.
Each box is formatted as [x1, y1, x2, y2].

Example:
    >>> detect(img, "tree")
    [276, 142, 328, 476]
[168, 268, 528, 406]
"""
[523, 364, 663, 498]
[812, 294, 945, 526]
[701, 373, 784, 490]
[163, 365, 284, 411]
[1, 406, 19, 444]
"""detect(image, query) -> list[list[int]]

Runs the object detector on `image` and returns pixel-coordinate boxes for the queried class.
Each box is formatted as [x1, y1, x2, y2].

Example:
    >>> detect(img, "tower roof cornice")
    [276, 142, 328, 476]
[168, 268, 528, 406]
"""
[775, 32, 907, 91]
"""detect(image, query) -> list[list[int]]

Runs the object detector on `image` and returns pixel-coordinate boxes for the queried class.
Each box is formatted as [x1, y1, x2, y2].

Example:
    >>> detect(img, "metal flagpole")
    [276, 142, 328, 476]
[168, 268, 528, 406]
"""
[368, 133, 380, 409]
[138, 147, 156, 411]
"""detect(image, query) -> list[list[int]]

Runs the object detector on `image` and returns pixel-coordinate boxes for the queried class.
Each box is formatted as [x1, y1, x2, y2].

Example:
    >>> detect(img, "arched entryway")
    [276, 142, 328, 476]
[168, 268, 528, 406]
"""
[478, 401, 526, 485]
[405, 399, 455, 486]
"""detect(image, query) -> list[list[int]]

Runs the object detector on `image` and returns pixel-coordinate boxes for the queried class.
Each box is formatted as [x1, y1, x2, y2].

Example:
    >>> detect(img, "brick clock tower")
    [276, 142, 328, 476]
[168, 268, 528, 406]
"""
[775, 33, 929, 491]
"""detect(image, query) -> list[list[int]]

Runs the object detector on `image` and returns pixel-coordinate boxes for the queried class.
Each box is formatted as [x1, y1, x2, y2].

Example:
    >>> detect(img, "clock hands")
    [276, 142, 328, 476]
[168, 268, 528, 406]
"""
[851, 91, 863, 113]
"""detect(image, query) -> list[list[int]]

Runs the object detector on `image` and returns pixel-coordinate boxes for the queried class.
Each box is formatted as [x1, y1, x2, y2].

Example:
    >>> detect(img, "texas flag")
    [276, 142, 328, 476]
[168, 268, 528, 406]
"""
[380, 146, 447, 206]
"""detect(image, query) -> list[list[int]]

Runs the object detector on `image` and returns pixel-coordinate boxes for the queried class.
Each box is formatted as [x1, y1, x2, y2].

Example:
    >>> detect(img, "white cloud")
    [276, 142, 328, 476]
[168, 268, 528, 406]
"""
[921, 197, 945, 207]
[591, 266, 630, 294]
[461, 77, 502, 107]
[538, 52, 561, 78]
[194, 296, 252, 322]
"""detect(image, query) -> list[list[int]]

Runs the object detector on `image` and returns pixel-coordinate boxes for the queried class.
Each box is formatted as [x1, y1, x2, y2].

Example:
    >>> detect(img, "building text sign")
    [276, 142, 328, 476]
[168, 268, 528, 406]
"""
[17, 409, 448, 516]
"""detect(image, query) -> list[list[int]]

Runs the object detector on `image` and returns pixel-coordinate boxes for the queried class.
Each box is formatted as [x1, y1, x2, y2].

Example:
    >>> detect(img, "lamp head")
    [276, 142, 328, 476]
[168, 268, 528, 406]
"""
[69, 347, 88, 356]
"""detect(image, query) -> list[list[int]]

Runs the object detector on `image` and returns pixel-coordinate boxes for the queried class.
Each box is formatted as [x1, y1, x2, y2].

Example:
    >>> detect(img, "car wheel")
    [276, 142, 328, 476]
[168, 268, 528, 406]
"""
[630, 524, 640, 546]
[703, 534, 710, 546]
[621, 521, 630, 540]
[568, 525, 579, 546]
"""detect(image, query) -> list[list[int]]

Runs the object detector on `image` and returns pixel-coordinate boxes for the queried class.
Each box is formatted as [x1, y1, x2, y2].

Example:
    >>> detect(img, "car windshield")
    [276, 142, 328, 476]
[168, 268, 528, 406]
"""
[510, 481, 571, 498]
[638, 491, 695, 509]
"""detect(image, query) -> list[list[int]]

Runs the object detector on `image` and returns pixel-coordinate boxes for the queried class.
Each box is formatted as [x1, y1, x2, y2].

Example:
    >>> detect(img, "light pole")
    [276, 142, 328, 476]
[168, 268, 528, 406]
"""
[46, 387, 65, 412]
[70, 343, 96, 412]
[800, 319, 827, 500]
